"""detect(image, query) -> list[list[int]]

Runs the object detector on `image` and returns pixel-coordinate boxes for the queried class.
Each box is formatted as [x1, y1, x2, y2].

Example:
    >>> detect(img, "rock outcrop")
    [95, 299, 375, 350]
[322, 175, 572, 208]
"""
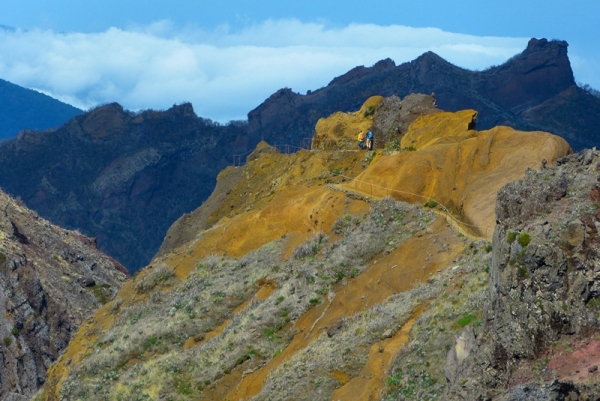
[0, 189, 127, 399]
[347, 108, 571, 239]
[446, 149, 600, 399]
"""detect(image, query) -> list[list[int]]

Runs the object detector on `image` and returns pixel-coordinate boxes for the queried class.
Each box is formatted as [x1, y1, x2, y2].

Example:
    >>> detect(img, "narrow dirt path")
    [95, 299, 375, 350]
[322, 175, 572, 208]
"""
[330, 181, 491, 241]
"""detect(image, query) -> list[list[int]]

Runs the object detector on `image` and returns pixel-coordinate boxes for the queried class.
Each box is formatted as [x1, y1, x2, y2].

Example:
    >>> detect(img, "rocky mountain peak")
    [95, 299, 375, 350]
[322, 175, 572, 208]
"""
[412, 50, 452, 67]
[80, 102, 129, 142]
[167, 102, 196, 117]
[329, 58, 396, 86]
[480, 38, 575, 111]
[524, 37, 569, 56]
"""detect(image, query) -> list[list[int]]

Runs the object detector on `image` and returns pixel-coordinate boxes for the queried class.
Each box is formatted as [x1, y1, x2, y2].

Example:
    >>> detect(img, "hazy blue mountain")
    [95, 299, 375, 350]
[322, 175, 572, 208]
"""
[0, 78, 83, 139]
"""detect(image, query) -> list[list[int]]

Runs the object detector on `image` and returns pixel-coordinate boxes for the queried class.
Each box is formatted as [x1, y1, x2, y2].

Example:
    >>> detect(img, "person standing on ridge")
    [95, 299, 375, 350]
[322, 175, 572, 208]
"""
[357, 131, 365, 149]
[366, 131, 374, 150]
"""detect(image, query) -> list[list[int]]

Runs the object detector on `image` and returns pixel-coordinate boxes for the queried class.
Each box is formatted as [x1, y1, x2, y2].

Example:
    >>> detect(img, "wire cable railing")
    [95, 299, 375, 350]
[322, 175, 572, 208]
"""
[332, 173, 495, 241]
[232, 140, 313, 166]
[231, 139, 495, 240]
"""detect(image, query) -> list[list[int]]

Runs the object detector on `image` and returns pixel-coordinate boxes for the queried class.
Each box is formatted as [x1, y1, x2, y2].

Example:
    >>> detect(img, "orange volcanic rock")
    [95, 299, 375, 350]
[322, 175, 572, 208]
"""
[312, 96, 383, 150]
[345, 110, 572, 239]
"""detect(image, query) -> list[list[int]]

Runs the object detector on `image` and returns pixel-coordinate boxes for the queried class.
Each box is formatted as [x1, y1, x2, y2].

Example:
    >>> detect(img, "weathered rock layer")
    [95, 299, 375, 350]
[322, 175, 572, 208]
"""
[0, 189, 128, 399]
[446, 149, 600, 399]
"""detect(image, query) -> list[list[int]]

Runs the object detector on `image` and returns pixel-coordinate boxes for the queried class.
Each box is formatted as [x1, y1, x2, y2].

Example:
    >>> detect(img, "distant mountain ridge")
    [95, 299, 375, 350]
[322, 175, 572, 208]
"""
[0, 78, 83, 139]
[0, 103, 249, 271]
[0, 38, 598, 274]
[247, 38, 600, 152]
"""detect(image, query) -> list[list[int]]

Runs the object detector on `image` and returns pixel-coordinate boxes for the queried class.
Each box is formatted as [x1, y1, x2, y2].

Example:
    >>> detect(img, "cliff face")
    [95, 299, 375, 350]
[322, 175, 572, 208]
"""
[0, 103, 248, 272]
[35, 99, 573, 401]
[445, 149, 600, 399]
[248, 38, 600, 152]
[0, 189, 127, 400]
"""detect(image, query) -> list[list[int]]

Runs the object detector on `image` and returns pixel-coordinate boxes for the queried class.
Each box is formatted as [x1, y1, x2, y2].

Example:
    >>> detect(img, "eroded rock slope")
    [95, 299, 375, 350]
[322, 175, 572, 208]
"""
[0, 189, 128, 400]
[446, 149, 600, 399]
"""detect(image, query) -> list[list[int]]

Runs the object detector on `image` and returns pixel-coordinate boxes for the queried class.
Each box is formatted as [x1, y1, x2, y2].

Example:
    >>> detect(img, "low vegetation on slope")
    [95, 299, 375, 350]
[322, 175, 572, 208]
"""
[36, 97, 574, 400]
[46, 199, 458, 400]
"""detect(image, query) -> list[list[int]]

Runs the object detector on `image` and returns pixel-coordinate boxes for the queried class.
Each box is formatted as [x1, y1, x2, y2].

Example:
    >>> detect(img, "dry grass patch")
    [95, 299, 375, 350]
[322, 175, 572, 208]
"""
[53, 198, 444, 400]
[383, 240, 492, 400]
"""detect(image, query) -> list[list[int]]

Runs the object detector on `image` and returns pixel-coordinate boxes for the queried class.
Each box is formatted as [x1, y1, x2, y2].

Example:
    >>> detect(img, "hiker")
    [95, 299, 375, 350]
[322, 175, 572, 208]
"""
[366, 131, 374, 150]
[357, 132, 365, 149]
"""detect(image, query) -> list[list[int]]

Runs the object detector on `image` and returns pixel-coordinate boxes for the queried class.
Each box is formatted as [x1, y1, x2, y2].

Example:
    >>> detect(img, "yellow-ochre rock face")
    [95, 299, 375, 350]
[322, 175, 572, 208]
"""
[400, 109, 478, 150]
[347, 108, 572, 237]
[37, 97, 572, 401]
[312, 96, 384, 150]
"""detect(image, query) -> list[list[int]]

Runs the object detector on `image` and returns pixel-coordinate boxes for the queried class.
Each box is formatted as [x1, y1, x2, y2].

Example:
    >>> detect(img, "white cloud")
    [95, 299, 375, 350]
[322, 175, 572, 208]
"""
[0, 21, 533, 122]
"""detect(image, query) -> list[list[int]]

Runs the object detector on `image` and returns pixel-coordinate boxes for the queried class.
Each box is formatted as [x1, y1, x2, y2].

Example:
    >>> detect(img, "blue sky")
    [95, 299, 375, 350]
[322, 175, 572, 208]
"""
[1, 0, 599, 122]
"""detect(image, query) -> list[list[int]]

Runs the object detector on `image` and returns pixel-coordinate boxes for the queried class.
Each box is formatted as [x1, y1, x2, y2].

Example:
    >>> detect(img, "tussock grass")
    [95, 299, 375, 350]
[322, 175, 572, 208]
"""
[56, 198, 450, 400]
[134, 264, 176, 294]
[383, 240, 492, 401]
[293, 232, 328, 259]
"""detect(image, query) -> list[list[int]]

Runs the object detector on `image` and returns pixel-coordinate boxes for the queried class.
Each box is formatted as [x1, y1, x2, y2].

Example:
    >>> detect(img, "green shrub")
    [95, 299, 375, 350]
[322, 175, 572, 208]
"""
[174, 376, 193, 395]
[11, 327, 19, 336]
[588, 298, 600, 309]
[363, 105, 376, 117]
[424, 200, 438, 208]
[518, 233, 531, 247]
[388, 139, 400, 151]
[456, 314, 476, 328]
[309, 298, 321, 306]
[3, 337, 12, 347]
[91, 284, 112, 304]
[263, 329, 277, 342]
[518, 266, 528, 278]
[0, 252, 6, 265]
[144, 336, 158, 350]
[507, 231, 518, 244]
[387, 368, 437, 399]
[387, 372, 402, 387]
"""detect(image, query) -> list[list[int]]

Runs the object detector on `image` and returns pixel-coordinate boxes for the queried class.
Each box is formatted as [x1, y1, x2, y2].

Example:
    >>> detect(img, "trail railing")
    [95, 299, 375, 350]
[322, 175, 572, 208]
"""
[232, 139, 314, 167]
[333, 173, 495, 241]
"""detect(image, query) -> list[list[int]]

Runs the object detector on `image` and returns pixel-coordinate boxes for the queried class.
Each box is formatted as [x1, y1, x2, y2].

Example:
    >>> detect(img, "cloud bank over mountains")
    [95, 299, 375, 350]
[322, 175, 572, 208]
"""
[0, 20, 535, 121]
